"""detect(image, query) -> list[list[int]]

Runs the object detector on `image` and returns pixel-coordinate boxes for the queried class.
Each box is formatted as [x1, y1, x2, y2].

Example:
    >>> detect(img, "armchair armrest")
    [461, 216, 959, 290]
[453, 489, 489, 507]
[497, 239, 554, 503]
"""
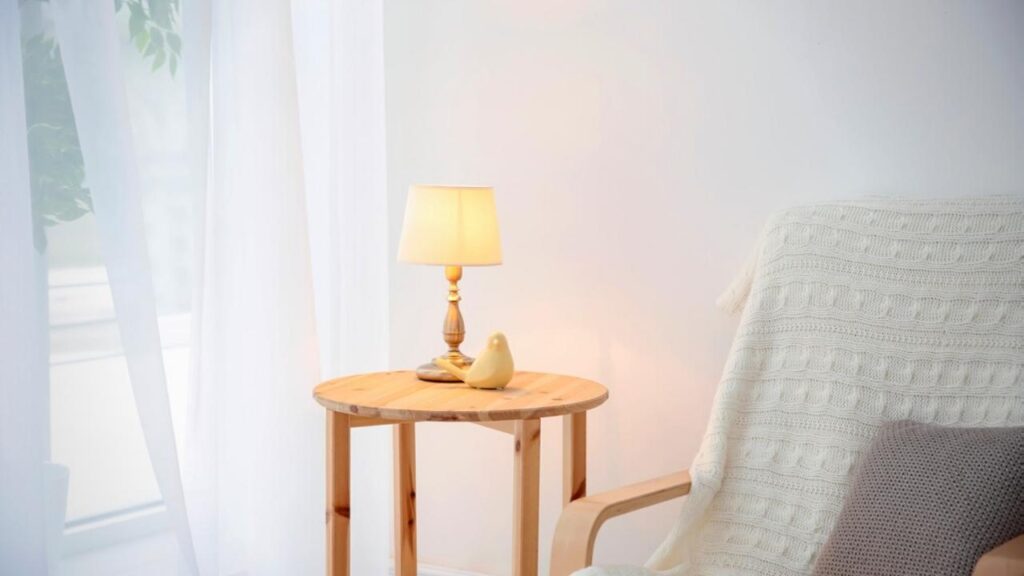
[549, 468, 1021, 576]
[550, 470, 691, 576]
[974, 533, 1024, 576]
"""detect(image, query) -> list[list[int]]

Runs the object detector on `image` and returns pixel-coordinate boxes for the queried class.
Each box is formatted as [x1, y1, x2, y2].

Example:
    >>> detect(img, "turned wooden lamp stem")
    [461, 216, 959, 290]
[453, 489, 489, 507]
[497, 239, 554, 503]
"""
[414, 265, 474, 382]
[443, 265, 467, 358]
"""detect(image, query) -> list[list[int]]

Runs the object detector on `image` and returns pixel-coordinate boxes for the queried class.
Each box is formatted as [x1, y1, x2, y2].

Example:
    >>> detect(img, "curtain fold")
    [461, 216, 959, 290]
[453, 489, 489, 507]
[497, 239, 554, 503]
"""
[326, 2, 391, 568]
[0, 0, 49, 572]
[183, 0, 324, 573]
[49, 1, 199, 573]
[181, 0, 213, 572]
[4, 1, 389, 573]
[296, 0, 391, 572]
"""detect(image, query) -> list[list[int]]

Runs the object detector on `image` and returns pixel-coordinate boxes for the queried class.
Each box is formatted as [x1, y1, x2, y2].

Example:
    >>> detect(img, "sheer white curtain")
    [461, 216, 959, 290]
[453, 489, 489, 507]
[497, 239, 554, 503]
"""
[2, 0, 390, 573]
[1, 1, 49, 572]
[49, 3, 199, 573]
[293, 1, 392, 571]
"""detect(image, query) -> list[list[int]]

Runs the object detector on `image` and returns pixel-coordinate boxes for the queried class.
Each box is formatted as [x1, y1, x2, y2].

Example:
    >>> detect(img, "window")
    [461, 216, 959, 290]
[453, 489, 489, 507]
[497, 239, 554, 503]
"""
[20, 0, 191, 556]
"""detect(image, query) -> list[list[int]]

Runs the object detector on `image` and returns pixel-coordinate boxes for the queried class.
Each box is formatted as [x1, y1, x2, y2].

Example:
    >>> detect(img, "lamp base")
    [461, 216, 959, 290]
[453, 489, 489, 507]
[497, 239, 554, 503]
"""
[416, 356, 475, 382]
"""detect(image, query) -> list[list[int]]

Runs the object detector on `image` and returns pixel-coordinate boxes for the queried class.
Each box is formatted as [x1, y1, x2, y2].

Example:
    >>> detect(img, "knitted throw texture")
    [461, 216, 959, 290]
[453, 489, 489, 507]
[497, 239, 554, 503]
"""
[579, 197, 1024, 576]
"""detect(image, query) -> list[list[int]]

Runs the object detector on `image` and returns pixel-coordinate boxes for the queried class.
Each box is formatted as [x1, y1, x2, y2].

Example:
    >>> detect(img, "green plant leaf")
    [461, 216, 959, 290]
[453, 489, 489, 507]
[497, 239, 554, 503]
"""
[166, 31, 181, 54]
[22, 32, 93, 252]
[133, 27, 150, 52]
[128, 2, 146, 39]
[151, 50, 166, 71]
[149, 27, 164, 49]
[146, 28, 163, 58]
[149, 0, 173, 28]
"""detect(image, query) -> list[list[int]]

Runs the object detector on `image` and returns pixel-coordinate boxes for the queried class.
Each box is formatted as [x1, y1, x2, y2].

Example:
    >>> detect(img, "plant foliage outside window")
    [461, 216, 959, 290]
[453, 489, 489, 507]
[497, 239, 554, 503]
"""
[22, 0, 181, 251]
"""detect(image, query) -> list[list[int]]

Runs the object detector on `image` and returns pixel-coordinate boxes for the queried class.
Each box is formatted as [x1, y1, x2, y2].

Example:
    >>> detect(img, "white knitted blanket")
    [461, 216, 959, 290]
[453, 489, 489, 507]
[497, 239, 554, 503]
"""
[580, 198, 1024, 576]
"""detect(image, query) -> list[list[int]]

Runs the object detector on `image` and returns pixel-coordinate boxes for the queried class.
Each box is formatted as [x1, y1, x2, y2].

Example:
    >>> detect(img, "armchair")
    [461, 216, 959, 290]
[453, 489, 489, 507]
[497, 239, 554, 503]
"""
[551, 472, 1024, 575]
[551, 198, 1024, 576]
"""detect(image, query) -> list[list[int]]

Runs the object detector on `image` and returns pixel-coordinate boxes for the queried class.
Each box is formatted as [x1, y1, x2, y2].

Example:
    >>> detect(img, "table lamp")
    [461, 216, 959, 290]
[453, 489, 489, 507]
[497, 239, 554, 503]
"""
[398, 185, 503, 382]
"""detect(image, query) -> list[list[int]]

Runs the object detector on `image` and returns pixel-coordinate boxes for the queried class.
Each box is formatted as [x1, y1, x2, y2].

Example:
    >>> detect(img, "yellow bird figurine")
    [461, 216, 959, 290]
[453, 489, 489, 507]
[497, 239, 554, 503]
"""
[435, 331, 514, 389]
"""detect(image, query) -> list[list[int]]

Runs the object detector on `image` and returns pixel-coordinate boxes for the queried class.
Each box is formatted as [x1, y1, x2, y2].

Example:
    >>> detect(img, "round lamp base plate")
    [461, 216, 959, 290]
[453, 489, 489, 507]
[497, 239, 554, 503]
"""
[415, 357, 474, 383]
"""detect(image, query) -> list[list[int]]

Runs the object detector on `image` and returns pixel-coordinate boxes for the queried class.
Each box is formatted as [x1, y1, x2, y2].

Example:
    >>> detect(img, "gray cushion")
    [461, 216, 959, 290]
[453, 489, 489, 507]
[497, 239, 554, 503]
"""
[812, 420, 1024, 576]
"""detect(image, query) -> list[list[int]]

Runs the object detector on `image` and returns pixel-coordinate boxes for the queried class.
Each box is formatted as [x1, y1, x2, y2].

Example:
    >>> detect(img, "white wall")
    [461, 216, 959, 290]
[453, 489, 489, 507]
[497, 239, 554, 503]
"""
[383, 2, 1024, 574]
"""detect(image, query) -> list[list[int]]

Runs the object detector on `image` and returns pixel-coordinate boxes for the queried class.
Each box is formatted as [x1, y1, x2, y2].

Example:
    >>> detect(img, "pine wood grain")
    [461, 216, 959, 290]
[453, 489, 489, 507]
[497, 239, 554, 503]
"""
[974, 533, 1024, 576]
[550, 470, 692, 576]
[562, 412, 587, 507]
[314, 371, 607, 422]
[513, 419, 541, 576]
[474, 420, 515, 434]
[326, 412, 350, 576]
[394, 423, 417, 576]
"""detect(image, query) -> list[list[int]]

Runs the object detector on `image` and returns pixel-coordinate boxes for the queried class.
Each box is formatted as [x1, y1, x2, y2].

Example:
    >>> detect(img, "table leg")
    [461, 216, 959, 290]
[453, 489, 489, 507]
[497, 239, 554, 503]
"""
[326, 411, 350, 576]
[562, 413, 587, 506]
[394, 423, 417, 576]
[513, 418, 541, 576]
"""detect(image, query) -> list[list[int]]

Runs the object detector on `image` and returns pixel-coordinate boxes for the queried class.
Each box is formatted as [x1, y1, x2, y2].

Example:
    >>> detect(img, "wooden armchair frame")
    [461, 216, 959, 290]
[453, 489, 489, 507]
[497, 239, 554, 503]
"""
[549, 468, 1024, 576]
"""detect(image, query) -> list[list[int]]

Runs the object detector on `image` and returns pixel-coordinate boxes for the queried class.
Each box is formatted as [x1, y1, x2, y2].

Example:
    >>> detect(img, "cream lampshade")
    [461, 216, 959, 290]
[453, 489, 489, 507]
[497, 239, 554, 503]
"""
[398, 185, 502, 382]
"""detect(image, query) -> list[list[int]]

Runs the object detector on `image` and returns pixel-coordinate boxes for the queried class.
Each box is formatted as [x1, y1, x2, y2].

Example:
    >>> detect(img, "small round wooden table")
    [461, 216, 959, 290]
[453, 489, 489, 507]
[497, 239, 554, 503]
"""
[313, 371, 609, 576]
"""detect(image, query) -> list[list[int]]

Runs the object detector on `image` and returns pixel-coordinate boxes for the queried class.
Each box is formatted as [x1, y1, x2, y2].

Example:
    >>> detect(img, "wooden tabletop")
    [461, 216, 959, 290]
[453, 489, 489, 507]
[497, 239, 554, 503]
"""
[314, 371, 608, 422]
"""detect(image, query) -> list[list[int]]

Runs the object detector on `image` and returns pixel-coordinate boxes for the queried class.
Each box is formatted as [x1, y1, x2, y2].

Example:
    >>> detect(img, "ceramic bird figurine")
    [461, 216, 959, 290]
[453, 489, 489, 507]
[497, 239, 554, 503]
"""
[435, 331, 514, 389]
